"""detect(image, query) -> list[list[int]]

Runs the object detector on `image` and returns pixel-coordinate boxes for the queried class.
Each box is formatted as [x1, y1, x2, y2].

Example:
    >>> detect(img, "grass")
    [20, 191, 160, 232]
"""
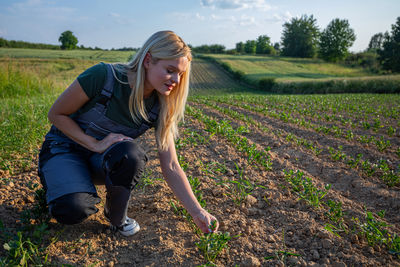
[0, 48, 134, 62]
[207, 54, 381, 82]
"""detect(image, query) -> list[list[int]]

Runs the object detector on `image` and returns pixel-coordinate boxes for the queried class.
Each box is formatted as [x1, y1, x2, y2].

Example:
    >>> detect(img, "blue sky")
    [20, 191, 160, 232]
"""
[0, 0, 399, 52]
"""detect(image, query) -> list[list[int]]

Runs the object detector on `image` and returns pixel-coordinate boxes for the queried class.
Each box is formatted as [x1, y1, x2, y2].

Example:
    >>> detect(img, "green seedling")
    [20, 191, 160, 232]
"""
[387, 126, 396, 137]
[2, 232, 49, 267]
[328, 146, 346, 162]
[137, 169, 163, 192]
[353, 210, 391, 247]
[375, 136, 391, 152]
[264, 229, 300, 264]
[377, 160, 400, 187]
[170, 200, 202, 236]
[283, 170, 331, 208]
[361, 160, 376, 176]
[196, 221, 232, 264]
[346, 154, 363, 169]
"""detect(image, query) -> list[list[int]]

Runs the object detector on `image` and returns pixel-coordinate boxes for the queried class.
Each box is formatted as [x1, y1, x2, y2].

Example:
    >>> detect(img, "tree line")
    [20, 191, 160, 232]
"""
[193, 15, 400, 73]
[0, 31, 138, 51]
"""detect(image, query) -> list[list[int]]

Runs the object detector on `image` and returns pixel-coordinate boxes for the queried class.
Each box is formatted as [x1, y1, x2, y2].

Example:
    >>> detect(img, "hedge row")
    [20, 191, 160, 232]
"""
[196, 54, 400, 94]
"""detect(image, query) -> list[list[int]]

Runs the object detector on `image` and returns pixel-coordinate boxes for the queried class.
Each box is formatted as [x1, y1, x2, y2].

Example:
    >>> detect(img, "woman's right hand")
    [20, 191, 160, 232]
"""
[92, 133, 133, 154]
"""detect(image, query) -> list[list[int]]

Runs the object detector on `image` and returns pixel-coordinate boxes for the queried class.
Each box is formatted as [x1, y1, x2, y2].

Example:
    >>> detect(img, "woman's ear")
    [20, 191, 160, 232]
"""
[144, 52, 152, 69]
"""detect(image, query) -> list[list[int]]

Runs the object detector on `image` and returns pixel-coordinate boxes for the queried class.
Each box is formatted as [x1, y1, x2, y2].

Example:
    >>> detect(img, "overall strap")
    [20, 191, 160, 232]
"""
[136, 97, 160, 135]
[95, 63, 115, 113]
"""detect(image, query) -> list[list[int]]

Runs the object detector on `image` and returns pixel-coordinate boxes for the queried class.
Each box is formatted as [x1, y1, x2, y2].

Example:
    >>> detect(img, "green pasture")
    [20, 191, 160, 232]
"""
[0, 47, 134, 62]
[207, 54, 382, 82]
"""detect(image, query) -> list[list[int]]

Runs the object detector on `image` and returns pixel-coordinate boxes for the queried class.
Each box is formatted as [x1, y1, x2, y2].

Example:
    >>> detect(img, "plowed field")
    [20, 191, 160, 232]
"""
[1, 58, 399, 266]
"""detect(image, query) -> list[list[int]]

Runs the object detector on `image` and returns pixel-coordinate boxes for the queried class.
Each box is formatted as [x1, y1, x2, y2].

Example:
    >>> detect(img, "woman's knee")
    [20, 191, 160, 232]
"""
[49, 192, 99, 225]
[103, 141, 148, 188]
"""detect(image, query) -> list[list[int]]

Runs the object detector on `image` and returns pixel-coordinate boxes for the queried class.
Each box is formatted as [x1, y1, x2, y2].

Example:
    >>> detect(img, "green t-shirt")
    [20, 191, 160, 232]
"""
[74, 62, 158, 129]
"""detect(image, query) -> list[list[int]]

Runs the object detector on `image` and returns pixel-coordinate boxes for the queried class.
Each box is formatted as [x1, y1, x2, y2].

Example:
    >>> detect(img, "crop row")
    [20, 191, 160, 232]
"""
[197, 96, 397, 156]
[191, 99, 399, 187]
[210, 94, 399, 138]
[183, 105, 400, 259]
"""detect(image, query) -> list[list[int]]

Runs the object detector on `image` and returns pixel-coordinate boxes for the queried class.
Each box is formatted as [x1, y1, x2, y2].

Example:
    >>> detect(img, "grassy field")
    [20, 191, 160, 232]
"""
[0, 47, 134, 62]
[206, 54, 387, 82]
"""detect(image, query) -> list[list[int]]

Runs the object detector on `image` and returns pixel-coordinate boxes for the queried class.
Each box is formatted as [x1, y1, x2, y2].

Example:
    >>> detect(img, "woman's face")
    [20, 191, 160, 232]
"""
[144, 54, 189, 97]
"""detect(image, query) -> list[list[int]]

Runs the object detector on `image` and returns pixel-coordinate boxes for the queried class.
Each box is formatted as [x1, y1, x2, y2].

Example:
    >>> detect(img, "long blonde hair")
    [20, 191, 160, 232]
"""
[113, 31, 192, 151]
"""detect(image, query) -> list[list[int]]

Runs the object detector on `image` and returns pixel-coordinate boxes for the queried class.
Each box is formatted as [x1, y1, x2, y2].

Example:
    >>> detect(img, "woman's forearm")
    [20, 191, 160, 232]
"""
[162, 162, 203, 216]
[49, 113, 99, 151]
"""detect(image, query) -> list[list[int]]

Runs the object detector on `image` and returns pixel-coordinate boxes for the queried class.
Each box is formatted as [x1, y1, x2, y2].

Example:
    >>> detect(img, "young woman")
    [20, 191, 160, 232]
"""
[38, 31, 219, 236]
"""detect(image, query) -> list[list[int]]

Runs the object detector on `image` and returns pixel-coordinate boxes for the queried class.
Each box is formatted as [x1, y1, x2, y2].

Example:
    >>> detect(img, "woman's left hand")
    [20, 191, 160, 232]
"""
[192, 208, 219, 233]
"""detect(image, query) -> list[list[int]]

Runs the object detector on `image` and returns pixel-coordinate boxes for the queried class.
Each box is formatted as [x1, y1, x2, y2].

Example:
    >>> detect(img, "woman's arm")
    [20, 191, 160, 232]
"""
[48, 79, 132, 153]
[158, 135, 219, 233]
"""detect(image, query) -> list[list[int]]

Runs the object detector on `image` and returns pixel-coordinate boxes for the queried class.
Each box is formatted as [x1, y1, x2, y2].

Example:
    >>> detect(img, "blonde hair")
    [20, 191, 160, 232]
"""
[113, 31, 192, 151]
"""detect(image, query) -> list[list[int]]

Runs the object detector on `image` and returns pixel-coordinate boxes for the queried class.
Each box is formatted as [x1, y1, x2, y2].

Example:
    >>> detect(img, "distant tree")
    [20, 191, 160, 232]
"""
[192, 44, 225, 54]
[273, 42, 280, 51]
[244, 40, 256, 54]
[236, 41, 245, 53]
[378, 17, 400, 72]
[58, 30, 78, 50]
[281, 14, 320, 58]
[367, 32, 385, 52]
[256, 35, 274, 54]
[319, 18, 356, 62]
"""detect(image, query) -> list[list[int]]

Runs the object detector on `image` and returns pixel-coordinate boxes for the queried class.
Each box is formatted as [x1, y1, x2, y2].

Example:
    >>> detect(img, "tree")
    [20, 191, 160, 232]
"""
[367, 32, 384, 52]
[236, 42, 244, 53]
[58, 30, 78, 50]
[244, 40, 256, 54]
[281, 14, 320, 58]
[378, 17, 400, 72]
[319, 18, 356, 62]
[256, 35, 274, 54]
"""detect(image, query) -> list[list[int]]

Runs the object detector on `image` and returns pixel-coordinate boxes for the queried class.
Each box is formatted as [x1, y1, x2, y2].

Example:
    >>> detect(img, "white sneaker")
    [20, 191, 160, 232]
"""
[105, 213, 140, 237]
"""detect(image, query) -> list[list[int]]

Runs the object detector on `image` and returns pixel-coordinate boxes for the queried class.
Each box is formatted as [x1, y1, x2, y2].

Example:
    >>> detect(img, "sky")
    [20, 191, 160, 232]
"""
[0, 0, 399, 52]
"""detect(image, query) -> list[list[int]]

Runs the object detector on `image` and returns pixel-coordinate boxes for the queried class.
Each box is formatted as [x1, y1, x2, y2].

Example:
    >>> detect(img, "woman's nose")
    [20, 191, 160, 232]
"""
[171, 73, 179, 84]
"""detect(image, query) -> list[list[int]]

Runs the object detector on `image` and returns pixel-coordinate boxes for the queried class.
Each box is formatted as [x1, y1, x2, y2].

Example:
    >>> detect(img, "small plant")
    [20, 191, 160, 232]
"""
[387, 126, 396, 137]
[361, 160, 376, 176]
[353, 210, 392, 247]
[264, 229, 300, 264]
[324, 199, 348, 235]
[377, 160, 400, 187]
[362, 121, 371, 130]
[358, 135, 374, 144]
[2, 231, 49, 266]
[346, 154, 363, 169]
[196, 221, 232, 264]
[137, 169, 162, 192]
[170, 201, 201, 236]
[328, 146, 346, 161]
[375, 136, 391, 152]
[284, 169, 331, 208]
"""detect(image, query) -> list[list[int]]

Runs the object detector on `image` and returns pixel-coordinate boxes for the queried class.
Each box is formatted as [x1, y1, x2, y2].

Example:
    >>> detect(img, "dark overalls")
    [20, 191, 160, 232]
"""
[38, 64, 159, 227]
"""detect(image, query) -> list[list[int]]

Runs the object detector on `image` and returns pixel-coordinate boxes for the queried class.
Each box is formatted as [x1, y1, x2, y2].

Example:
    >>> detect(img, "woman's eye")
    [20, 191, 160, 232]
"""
[167, 69, 174, 74]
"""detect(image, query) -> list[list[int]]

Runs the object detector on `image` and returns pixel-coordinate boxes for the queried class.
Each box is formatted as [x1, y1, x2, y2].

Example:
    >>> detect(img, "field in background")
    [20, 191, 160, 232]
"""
[0, 48, 134, 62]
[0, 48, 399, 266]
[207, 54, 388, 82]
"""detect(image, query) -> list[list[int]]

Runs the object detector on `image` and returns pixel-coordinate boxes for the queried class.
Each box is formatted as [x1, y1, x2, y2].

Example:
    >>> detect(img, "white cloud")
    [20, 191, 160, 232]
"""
[196, 13, 205, 20]
[266, 11, 293, 23]
[110, 12, 121, 18]
[200, 0, 271, 11]
[237, 15, 257, 26]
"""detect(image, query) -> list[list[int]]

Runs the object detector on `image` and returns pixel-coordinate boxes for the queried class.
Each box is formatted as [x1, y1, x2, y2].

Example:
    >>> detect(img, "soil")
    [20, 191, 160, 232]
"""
[1, 59, 399, 266]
